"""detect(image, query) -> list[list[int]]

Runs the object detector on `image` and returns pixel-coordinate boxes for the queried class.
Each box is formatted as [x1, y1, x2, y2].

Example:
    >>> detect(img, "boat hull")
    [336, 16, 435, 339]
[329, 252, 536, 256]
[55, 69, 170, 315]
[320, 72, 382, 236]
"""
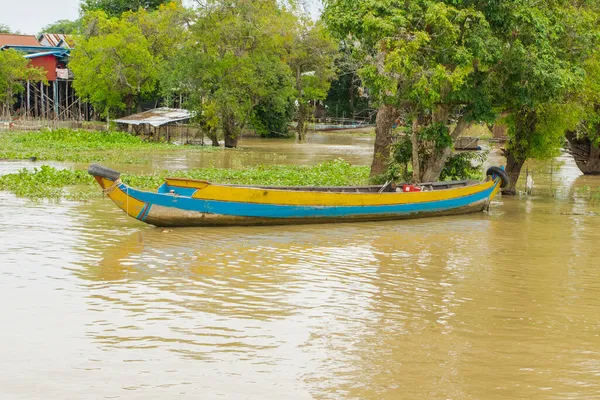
[92, 172, 502, 227]
[142, 199, 490, 226]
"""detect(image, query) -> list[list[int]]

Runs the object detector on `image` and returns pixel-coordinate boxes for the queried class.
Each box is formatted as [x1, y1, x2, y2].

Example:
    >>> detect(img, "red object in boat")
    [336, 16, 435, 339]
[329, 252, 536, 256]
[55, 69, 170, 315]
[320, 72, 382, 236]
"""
[401, 184, 422, 192]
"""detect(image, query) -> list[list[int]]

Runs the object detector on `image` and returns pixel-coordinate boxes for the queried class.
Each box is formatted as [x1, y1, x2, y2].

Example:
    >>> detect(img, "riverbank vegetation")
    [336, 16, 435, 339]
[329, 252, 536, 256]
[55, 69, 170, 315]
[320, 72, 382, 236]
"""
[5, 0, 600, 193]
[0, 50, 46, 119]
[0, 128, 219, 164]
[67, 0, 338, 146]
[324, 0, 600, 193]
[0, 160, 370, 201]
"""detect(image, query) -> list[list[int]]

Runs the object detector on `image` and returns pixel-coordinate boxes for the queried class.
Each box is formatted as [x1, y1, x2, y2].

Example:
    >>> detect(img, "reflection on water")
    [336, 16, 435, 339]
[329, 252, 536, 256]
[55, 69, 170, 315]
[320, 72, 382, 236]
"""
[2, 137, 600, 399]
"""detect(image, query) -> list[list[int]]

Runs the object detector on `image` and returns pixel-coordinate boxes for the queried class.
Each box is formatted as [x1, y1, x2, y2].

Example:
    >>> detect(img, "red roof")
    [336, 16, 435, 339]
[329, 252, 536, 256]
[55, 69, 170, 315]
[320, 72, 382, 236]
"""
[0, 34, 40, 47]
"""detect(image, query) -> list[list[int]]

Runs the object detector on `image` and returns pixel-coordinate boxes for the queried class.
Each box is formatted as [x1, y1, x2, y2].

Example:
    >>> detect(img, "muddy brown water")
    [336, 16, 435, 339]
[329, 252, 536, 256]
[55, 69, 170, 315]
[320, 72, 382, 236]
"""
[2, 133, 600, 399]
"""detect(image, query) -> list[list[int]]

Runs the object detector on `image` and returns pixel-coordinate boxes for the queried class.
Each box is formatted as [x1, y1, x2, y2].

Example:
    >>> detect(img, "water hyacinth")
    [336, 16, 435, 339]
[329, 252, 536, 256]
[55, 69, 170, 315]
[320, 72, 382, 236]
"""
[0, 160, 370, 202]
[0, 129, 219, 164]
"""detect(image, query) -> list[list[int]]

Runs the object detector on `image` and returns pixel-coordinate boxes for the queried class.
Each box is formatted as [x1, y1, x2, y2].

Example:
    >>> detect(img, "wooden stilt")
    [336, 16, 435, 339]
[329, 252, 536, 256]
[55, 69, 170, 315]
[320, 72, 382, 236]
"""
[53, 81, 59, 119]
[26, 80, 30, 117]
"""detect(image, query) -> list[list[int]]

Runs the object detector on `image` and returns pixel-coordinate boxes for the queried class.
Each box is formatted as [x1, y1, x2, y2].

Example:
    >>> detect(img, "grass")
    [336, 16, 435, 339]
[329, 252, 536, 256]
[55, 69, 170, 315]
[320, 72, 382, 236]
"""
[0, 128, 219, 164]
[0, 160, 370, 202]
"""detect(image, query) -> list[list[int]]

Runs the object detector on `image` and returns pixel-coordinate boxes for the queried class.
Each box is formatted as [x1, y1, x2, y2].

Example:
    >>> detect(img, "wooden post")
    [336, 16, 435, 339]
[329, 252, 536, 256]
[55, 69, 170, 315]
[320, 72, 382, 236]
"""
[34, 82, 38, 118]
[53, 81, 59, 119]
[40, 82, 44, 119]
[45, 84, 50, 121]
[26, 81, 30, 117]
[66, 80, 70, 120]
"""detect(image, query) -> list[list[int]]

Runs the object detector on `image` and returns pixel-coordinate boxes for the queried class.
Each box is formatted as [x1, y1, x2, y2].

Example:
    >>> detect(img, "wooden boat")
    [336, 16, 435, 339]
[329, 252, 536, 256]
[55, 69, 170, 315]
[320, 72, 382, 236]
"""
[88, 164, 509, 227]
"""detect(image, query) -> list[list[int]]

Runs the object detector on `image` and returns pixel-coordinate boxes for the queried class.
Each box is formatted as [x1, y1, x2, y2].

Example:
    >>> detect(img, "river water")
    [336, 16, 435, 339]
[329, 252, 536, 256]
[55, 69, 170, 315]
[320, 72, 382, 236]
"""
[2, 133, 600, 399]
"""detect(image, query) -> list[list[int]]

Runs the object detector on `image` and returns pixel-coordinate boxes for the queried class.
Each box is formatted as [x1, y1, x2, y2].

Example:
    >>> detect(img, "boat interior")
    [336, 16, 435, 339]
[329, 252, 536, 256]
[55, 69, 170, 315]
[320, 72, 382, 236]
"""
[214, 179, 480, 193]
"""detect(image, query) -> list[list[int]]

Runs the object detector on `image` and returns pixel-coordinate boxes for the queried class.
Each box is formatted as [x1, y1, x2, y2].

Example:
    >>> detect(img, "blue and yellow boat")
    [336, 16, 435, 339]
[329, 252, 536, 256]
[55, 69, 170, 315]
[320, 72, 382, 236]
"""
[88, 164, 509, 227]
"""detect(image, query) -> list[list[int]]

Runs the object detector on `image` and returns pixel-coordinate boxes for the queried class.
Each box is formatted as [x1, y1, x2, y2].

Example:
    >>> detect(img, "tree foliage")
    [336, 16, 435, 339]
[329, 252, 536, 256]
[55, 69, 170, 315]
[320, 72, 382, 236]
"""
[80, 0, 171, 18]
[0, 24, 11, 33]
[483, 0, 600, 192]
[250, 98, 295, 138]
[286, 18, 338, 139]
[324, 0, 498, 181]
[168, 0, 297, 147]
[0, 49, 47, 118]
[40, 19, 82, 34]
[324, 0, 600, 190]
[70, 3, 188, 118]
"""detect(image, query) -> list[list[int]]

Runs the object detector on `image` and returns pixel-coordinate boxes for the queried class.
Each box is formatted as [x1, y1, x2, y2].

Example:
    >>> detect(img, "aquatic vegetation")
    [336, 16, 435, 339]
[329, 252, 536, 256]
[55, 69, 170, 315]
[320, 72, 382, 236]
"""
[124, 159, 370, 189]
[575, 185, 600, 205]
[0, 129, 218, 164]
[0, 160, 370, 201]
[0, 165, 94, 201]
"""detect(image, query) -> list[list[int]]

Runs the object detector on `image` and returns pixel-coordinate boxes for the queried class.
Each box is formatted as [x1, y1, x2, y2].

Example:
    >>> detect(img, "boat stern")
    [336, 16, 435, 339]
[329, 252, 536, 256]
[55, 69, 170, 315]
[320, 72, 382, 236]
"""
[485, 166, 510, 204]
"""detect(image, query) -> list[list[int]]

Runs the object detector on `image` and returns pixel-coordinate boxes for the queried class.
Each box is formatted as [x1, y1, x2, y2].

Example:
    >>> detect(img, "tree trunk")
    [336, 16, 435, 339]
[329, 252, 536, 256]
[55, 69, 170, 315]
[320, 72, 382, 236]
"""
[297, 102, 307, 141]
[223, 114, 239, 148]
[224, 131, 238, 148]
[502, 150, 525, 195]
[420, 118, 470, 182]
[411, 119, 420, 183]
[566, 131, 600, 174]
[206, 129, 220, 147]
[501, 108, 536, 195]
[369, 104, 396, 178]
[421, 147, 451, 182]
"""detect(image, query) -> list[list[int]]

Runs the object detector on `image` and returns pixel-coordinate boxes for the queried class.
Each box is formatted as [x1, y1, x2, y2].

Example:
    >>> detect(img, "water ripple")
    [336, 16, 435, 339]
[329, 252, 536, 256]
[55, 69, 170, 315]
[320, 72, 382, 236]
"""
[2, 157, 600, 398]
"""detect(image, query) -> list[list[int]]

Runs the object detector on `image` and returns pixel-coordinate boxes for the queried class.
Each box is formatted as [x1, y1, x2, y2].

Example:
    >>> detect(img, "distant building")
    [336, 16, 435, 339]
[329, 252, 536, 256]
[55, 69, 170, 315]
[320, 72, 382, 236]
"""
[0, 34, 84, 120]
[1, 44, 70, 81]
[0, 33, 40, 47]
[37, 33, 75, 49]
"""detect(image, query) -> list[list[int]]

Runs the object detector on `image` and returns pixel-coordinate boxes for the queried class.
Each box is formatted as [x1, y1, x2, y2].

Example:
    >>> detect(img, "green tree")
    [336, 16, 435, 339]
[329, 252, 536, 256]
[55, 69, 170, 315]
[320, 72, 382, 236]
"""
[250, 97, 295, 138]
[0, 49, 47, 118]
[323, 45, 373, 121]
[40, 19, 81, 34]
[325, 0, 600, 190]
[70, 3, 188, 121]
[172, 0, 296, 148]
[286, 19, 338, 140]
[324, 0, 498, 180]
[565, 57, 600, 174]
[0, 24, 10, 33]
[485, 0, 600, 193]
[81, 0, 171, 18]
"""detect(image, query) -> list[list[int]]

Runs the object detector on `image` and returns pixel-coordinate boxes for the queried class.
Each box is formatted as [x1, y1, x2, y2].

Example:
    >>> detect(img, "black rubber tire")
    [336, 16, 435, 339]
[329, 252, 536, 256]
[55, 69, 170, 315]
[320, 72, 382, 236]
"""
[88, 164, 121, 181]
[486, 166, 510, 189]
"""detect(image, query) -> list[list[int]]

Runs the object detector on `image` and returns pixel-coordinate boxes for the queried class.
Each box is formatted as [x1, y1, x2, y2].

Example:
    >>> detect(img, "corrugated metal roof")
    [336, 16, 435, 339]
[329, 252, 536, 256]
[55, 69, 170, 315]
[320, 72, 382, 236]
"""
[0, 34, 40, 47]
[24, 50, 70, 59]
[1, 45, 70, 63]
[113, 108, 192, 127]
[37, 34, 74, 49]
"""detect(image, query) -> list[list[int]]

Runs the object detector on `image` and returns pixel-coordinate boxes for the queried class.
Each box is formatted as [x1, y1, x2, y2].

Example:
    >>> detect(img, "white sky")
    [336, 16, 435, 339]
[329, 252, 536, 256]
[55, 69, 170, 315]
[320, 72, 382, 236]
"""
[0, 0, 81, 35]
[0, 0, 322, 36]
